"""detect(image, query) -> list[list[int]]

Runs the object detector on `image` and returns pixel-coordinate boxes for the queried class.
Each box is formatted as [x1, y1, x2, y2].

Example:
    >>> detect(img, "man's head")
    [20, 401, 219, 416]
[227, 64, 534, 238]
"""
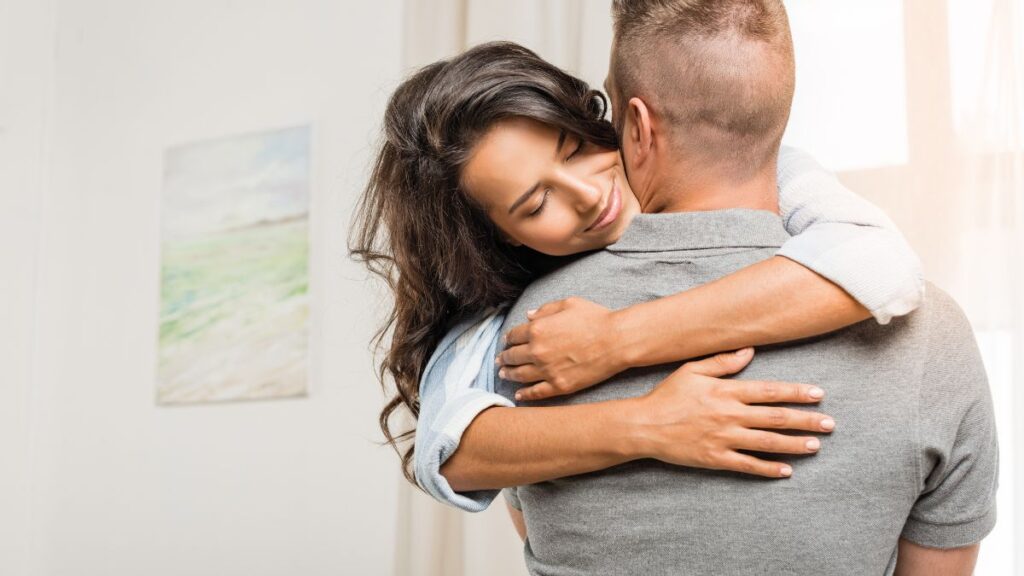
[607, 0, 795, 211]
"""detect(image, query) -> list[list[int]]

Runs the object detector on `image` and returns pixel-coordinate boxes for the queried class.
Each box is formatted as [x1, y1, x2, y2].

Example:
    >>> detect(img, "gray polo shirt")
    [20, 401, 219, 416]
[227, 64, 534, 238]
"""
[496, 209, 997, 576]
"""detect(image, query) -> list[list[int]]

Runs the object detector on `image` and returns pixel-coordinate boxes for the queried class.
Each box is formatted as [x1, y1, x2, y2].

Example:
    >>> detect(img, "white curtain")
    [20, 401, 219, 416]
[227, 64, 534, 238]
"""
[392, 1, 1024, 574]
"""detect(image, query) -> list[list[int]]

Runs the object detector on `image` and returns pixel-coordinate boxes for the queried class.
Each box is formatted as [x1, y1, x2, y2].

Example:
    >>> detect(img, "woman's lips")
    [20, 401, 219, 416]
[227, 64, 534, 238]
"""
[586, 183, 622, 233]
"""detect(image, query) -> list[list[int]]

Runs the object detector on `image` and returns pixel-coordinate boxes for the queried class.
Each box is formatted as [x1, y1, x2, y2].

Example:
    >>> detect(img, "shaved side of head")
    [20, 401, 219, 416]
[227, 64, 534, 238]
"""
[610, 0, 795, 180]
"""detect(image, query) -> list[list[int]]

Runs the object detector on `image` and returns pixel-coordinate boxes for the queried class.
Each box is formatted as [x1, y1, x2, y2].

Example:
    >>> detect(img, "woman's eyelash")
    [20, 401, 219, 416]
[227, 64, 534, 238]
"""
[529, 189, 552, 216]
[566, 140, 585, 161]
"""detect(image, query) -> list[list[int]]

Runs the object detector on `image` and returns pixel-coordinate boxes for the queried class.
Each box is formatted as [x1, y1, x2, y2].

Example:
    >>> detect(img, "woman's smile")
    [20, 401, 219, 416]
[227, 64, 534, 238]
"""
[585, 178, 623, 233]
[461, 117, 641, 256]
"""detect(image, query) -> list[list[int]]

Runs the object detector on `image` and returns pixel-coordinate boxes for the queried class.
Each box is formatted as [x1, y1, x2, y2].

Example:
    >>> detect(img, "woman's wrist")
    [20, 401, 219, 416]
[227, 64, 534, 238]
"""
[609, 396, 655, 461]
[609, 305, 651, 370]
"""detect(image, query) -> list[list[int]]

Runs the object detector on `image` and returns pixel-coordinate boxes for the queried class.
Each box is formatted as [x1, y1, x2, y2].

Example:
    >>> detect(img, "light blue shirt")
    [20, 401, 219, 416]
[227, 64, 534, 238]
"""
[413, 146, 925, 511]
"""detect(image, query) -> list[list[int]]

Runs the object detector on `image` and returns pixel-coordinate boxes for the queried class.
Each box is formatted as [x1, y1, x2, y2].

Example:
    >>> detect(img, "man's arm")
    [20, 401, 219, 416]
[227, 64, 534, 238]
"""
[893, 539, 979, 576]
[506, 499, 527, 542]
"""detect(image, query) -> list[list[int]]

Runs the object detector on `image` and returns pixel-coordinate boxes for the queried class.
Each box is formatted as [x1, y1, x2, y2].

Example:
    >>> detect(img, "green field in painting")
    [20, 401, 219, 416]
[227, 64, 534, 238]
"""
[157, 218, 309, 403]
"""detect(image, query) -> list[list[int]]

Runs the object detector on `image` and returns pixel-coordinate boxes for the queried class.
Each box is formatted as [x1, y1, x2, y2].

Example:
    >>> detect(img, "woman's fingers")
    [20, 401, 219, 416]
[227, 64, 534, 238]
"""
[742, 406, 836, 433]
[499, 364, 543, 384]
[723, 379, 825, 405]
[504, 323, 531, 347]
[526, 299, 568, 320]
[514, 382, 556, 401]
[733, 429, 822, 455]
[716, 451, 793, 479]
[498, 344, 533, 367]
[678, 348, 755, 378]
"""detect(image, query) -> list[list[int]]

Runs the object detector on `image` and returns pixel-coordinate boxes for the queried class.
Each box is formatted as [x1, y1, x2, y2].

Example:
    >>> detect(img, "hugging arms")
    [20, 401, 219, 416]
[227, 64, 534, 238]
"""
[414, 146, 923, 511]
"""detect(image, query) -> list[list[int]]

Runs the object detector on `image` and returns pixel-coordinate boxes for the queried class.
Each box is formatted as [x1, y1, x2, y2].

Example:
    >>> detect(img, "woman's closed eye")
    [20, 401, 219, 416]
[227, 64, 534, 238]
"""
[528, 188, 552, 216]
[565, 139, 586, 162]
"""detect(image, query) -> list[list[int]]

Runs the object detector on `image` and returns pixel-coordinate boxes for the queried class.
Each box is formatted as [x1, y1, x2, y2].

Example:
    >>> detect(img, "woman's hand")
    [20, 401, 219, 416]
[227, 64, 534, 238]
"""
[497, 297, 628, 401]
[626, 347, 836, 478]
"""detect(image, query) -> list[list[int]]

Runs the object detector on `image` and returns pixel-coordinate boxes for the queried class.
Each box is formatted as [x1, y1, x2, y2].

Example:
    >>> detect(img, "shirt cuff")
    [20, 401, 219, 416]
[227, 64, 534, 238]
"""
[900, 505, 997, 549]
[503, 487, 523, 511]
[776, 224, 925, 324]
[415, 392, 515, 512]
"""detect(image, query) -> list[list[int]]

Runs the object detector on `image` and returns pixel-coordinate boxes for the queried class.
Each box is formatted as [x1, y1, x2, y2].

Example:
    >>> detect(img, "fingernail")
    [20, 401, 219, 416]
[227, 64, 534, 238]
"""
[808, 387, 824, 399]
[527, 309, 537, 317]
[780, 465, 793, 477]
[735, 347, 752, 356]
[495, 356, 502, 366]
[514, 392, 522, 401]
[499, 369, 507, 379]
[820, 418, 835, 431]
[805, 438, 820, 451]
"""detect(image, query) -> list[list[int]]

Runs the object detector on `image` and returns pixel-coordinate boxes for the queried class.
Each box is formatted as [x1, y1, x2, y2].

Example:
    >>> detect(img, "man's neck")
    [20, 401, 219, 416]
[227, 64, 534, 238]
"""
[640, 162, 780, 215]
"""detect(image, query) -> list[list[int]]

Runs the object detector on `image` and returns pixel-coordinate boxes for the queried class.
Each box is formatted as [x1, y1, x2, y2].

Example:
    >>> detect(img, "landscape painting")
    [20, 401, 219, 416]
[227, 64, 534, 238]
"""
[157, 125, 310, 404]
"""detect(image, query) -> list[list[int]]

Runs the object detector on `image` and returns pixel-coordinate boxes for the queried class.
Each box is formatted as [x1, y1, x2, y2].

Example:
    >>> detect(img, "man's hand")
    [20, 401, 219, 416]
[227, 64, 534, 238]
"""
[498, 297, 627, 401]
[625, 347, 836, 478]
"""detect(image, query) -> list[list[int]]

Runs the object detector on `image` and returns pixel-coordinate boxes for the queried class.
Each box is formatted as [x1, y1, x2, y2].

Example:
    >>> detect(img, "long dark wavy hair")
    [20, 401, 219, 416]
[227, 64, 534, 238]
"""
[349, 41, 618, 485]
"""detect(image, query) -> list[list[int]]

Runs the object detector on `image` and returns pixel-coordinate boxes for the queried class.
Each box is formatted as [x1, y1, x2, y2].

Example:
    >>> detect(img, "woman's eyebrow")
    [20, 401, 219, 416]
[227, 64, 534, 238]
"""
[508, 130, 568, 215]
[509, 183, 540, 215]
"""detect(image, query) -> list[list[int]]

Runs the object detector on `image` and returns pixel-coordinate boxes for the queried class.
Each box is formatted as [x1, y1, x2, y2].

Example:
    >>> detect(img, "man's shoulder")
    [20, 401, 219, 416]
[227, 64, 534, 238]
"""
[913, 282, 974, 340]
[910, 282, 989, 403]
[505, 252, 612, 322]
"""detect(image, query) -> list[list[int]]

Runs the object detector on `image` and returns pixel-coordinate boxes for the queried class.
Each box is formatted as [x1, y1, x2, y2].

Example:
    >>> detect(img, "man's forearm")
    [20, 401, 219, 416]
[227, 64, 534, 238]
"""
[615, 256, 869, 368]
[440, 400, 645, 492]
[893, 539, 979, 576]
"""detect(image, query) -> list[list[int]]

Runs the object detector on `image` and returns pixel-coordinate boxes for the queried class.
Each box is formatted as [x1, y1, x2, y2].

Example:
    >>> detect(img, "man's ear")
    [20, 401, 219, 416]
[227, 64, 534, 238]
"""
[625, 97, 655, 167]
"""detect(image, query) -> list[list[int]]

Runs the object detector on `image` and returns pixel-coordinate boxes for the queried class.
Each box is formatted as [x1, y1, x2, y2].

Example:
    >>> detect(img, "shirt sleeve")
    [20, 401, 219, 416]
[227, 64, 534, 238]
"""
[901, 293, 999, 548]
[413, 308, 515, 512]
[774, 145, 925, 324]
[503, 486, 523, 511]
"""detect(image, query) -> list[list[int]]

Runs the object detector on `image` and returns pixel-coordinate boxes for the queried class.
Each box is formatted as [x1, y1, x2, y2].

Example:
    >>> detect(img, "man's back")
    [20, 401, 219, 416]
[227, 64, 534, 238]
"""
[496, 210, 997, 576]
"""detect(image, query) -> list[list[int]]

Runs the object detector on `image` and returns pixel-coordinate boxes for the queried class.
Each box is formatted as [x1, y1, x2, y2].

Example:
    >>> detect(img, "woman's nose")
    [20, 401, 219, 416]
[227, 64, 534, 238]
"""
[556, 171, 602, 213]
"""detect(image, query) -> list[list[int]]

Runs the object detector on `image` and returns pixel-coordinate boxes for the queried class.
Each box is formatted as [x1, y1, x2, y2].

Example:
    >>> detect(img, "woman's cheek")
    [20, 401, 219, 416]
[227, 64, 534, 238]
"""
[528, 222, 574, 256]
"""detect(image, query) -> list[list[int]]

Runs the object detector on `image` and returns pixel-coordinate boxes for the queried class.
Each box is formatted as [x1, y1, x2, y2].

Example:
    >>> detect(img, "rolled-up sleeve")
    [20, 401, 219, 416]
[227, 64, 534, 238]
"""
[413, 308, 514, 512]
[775, 145, 925, 324]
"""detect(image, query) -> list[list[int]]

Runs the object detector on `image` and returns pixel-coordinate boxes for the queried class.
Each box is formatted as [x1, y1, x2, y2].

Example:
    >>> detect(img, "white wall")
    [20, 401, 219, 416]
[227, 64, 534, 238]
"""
[13, 0, 405, 574]
[0, 0, 55, 572]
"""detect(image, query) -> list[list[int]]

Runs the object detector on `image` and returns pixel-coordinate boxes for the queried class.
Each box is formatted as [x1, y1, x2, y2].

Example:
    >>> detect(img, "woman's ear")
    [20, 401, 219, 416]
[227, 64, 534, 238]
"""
[626, 97, 655, 166]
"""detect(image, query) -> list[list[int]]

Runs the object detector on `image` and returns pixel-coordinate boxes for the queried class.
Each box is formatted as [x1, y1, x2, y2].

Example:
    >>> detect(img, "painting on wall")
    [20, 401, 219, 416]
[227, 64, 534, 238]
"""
[157, 125, 311, 405]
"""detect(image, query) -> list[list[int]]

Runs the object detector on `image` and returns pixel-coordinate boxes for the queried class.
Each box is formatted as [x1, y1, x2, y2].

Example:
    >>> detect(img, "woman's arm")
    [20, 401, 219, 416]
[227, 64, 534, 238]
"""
[498, 258, 864, 399]
[498, 147, 924, 400]
[417, 316, 832, 511]
[442, 349, 834, 491]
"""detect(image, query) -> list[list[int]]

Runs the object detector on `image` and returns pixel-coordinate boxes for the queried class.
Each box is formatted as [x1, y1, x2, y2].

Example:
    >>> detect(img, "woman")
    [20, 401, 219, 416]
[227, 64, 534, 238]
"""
[350, 42, 923, 511]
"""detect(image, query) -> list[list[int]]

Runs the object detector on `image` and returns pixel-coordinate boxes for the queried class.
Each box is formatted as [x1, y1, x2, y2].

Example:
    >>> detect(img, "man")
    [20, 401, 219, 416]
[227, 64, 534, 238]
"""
[421, 1, 997, 574]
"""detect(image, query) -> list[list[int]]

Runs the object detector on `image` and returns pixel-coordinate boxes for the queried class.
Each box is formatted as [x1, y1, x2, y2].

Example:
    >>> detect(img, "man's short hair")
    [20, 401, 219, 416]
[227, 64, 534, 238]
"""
[610, 0, 795, 177]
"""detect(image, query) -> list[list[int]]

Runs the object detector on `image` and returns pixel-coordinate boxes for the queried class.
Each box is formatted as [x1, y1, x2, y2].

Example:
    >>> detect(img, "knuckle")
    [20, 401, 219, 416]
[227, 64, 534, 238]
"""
[707, 406, 731, 427]
[757, 434, 775, 451]
[700, 448, 723, 468]
[761, 381, 779, 400]
[767, 408, 787, 427]
[734, 458, 754, 474]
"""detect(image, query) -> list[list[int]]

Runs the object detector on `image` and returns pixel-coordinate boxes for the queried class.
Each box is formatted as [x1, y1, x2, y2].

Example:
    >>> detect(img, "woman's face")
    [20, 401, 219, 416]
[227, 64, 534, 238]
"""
[460, 117, 641, 256]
